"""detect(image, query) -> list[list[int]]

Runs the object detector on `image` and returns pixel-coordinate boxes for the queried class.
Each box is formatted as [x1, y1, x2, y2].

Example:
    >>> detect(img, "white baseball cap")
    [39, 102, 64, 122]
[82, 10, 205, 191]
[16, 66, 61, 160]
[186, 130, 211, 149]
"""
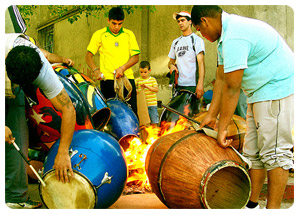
[173, 11, 191, 20]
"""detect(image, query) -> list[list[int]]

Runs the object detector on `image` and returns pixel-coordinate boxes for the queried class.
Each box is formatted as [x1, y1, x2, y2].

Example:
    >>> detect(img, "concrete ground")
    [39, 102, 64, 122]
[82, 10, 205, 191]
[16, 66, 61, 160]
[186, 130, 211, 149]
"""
[25, 176, 294, 209]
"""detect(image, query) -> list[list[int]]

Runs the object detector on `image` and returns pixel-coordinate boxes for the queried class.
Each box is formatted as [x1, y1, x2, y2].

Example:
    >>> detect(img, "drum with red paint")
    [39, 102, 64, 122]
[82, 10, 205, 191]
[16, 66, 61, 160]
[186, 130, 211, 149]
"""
[24, 73, 94, 144]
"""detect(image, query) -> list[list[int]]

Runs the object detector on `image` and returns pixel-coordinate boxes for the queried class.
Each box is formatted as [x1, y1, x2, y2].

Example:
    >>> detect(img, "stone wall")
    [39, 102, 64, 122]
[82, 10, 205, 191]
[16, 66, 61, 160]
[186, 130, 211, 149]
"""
[24, 5, 294, 104]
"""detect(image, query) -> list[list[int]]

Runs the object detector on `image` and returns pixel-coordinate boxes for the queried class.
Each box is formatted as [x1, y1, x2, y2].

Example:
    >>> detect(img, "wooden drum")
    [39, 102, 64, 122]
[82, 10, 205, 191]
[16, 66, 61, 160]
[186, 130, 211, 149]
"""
[193, 112, 247, 153]
[145, 130, 251, 209]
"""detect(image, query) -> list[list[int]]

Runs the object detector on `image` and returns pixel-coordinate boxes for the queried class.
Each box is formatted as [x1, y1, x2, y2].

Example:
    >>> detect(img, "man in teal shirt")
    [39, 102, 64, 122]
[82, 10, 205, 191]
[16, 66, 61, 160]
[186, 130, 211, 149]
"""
[191, 6, 293, 209]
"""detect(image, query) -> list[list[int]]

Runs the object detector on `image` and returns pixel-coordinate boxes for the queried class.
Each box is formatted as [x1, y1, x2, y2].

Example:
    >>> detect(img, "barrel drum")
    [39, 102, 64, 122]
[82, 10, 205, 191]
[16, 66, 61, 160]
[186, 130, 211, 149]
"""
[159, 89, 201, 132]
[105, 99, 139, 150]
[41, 129, 128, 208]
[193, 112, 247, 153]
[145, 130, 251, 209]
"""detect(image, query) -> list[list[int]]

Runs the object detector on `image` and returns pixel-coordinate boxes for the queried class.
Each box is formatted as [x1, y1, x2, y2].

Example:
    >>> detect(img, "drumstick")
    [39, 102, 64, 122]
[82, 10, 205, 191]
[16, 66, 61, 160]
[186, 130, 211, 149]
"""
[12, 141, 46, 187]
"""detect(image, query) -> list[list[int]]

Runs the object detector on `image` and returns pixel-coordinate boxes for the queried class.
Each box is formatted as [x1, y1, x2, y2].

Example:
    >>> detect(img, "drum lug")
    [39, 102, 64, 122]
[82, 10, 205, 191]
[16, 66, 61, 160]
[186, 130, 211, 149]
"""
[25, 95, 37, 107]
[73, 154, 87, 170]
[69, 147, 78, 158]
[96, 172, 113, 189]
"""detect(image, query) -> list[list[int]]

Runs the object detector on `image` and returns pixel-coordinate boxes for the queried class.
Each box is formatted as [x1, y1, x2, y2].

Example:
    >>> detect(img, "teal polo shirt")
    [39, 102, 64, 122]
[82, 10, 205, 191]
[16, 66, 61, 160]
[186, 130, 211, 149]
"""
[217, 12, 294, 103]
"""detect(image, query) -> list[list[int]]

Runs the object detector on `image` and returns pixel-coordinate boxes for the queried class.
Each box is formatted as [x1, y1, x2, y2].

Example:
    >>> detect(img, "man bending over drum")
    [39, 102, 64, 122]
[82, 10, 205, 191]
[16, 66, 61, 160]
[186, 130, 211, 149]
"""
[191, 5, 293, 209]
[5, 33, 76, 208]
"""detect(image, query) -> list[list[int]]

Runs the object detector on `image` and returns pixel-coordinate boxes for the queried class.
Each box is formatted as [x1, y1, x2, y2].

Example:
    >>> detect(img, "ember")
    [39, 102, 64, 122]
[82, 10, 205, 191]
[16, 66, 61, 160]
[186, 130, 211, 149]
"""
[123, 116, 189, 194]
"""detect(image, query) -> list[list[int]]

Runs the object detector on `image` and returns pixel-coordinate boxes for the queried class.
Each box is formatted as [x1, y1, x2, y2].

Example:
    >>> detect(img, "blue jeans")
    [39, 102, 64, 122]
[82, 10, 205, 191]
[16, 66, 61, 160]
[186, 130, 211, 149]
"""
[148, 106, 159, 124]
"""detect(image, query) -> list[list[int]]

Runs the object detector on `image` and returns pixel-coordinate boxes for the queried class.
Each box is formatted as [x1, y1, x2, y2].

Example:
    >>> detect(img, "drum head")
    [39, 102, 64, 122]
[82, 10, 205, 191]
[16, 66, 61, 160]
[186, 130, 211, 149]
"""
[39, 169, 96, 209]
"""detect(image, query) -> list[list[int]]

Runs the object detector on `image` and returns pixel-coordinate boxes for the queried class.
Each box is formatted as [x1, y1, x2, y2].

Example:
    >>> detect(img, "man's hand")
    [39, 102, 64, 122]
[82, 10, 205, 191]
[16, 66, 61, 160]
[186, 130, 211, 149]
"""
[195, 83, 204, 99]
[92, 69, 104, 80]
[62, 58, 74, 67]
[5, 126, 15, 144]
[49, 88, 76, 183]
[169, 64, 178, 75]
[217, 129, 233, 148]
[53, 150, 74, 183]
[199, 113, 218, 130]
[115, 66, 125, 79]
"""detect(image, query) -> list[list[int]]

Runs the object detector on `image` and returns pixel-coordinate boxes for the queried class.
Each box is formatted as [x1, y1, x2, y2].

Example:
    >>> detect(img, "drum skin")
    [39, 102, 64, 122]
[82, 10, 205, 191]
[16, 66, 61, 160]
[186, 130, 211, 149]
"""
[160, 89, 201, 132]
[105, 99, 139, 150]
[25, 73, 94, 144]
[40, 169, 97, 209]
[42, 129, 128, 209]
[145, 130, 251, 209]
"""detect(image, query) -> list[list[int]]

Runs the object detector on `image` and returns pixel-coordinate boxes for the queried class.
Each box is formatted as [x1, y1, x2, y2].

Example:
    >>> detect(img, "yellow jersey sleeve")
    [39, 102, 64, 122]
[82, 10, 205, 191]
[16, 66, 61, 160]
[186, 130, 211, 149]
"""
[87, 29, 104, 55]
[128, 30, 140, 57]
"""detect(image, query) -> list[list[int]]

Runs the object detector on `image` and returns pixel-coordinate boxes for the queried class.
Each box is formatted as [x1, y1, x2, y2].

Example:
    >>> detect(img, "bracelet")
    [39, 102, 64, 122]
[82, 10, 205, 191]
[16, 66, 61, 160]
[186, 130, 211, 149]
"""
[98, 73, 104, 81]
[93, 68, 99, 72]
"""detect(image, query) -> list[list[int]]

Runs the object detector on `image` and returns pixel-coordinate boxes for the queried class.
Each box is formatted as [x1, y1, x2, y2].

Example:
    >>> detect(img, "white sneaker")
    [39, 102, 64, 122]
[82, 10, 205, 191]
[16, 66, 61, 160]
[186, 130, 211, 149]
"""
[6, 198, 42, 209]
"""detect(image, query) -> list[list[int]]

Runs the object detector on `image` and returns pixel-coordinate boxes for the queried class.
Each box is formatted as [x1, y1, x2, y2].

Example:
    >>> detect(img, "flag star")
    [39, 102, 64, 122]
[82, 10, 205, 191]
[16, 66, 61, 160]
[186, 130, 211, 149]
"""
[30, 109, 46, 125]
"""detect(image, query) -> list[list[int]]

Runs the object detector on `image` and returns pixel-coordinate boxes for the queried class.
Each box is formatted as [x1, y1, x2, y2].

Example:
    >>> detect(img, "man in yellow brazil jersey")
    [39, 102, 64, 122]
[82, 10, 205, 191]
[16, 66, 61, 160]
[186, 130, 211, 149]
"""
[85, 6, 140, 115]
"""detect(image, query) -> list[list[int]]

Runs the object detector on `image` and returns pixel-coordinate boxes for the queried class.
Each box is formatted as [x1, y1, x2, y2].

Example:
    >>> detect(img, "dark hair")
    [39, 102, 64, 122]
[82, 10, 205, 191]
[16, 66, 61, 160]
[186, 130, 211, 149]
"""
[176, 15, 191, 21]
[108, 7, 125, 21]
[139, 61, 151, 70]
[191, 5, 223, 25]
[5, 46, 42, 85]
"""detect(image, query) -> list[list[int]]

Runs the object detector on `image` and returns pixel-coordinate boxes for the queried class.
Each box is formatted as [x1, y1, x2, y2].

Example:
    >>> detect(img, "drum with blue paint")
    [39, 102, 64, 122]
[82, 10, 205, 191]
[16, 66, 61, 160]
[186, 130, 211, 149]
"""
[77, 82, 111, 130]
[105, 99, 139, 150]
[53, 64, 111, 131]
[40, 129, 128, 209]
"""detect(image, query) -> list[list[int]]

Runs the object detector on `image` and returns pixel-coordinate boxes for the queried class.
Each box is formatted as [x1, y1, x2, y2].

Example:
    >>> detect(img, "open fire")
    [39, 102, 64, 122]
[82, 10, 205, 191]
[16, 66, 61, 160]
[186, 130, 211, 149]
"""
[123, 116, 190, 193]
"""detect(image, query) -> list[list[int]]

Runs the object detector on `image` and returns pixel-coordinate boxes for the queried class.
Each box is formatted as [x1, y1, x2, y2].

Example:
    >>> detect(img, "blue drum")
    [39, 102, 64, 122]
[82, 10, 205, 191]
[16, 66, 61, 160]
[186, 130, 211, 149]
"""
[40, 129, 128, 209]
[105, 99, 139, 150]
[77, 81, 111, 131]
[53, 64, 111, 131]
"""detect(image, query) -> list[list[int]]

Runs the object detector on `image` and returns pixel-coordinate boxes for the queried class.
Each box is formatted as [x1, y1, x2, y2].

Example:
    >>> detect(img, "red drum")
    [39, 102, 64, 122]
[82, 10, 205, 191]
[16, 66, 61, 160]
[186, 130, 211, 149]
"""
[24, 73, 94, 144]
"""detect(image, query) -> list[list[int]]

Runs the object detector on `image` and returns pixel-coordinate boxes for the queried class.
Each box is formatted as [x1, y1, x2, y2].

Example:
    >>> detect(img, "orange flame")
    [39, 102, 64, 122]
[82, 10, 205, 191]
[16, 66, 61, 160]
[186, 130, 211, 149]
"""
[123, 116, 190, 190]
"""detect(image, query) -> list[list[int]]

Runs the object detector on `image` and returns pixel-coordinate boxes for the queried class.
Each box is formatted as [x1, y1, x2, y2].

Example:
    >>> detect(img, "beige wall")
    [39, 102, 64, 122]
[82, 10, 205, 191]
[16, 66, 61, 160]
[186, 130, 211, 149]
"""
[25, 5, 294, 104]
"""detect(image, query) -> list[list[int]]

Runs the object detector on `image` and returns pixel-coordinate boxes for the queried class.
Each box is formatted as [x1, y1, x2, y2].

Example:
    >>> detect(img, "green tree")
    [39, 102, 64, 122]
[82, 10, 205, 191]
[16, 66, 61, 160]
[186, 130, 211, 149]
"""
[18, 5, 156, 25]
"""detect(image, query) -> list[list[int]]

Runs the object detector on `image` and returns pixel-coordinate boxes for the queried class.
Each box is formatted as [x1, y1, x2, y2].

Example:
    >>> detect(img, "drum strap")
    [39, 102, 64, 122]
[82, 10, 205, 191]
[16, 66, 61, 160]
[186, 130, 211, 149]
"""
[191, 35, 199, 86]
